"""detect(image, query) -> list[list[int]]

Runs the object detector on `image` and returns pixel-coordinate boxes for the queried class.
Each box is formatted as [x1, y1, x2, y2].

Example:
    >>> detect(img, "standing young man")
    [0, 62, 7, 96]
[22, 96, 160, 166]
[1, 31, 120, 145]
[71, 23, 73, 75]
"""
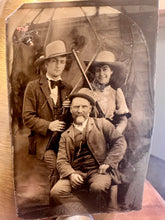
[22, 40, 72, 188]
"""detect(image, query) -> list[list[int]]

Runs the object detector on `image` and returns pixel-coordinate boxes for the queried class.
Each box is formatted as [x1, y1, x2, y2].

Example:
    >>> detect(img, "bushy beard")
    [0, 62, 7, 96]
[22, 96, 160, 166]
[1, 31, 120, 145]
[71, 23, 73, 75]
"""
[74, 115, 86, 125]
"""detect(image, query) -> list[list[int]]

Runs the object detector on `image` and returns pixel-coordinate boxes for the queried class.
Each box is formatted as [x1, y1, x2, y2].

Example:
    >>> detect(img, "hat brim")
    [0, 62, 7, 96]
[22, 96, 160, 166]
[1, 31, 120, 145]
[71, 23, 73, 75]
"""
[34, 51, 73, 66]
[69, 93, 96, 106]
[84, 60, 124, 73]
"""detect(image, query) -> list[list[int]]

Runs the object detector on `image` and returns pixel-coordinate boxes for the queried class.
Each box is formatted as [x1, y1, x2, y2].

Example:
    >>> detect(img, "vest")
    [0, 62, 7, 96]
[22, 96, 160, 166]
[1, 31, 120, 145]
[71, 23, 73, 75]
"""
[71, 126, 98, 173]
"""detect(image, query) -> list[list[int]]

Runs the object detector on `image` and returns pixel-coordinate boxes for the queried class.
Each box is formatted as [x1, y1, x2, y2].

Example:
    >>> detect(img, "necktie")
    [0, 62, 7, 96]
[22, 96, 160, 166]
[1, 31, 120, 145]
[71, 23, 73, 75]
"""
[50, 80, 61, 89]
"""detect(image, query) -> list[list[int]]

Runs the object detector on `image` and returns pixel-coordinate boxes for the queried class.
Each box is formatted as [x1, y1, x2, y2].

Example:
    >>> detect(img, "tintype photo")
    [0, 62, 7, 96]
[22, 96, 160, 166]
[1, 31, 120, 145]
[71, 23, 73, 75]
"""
[6, 0, 158, 219]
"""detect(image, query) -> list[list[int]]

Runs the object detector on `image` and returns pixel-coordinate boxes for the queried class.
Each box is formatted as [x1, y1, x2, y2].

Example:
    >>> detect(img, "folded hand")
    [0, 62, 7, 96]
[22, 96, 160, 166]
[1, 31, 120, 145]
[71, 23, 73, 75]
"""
[70, 173, 84, 189]
[48, 120, 66, 132]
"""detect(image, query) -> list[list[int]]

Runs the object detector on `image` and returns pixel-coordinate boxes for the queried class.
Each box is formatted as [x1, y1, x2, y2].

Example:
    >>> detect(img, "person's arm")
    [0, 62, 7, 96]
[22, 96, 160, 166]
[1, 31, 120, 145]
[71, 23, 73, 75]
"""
[115, 88, 131, 133]
[101, 119, 127, 169]
[57, 134, 76, 178]
[22, 82, 50, 136]
[116, 115, 128, 134]
[23, 82, 66, 135]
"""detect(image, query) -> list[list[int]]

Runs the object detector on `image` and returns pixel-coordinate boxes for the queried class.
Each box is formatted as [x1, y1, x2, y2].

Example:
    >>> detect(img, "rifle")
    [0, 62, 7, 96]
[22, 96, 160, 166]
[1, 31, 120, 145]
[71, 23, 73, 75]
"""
[46, 104, 71, 153]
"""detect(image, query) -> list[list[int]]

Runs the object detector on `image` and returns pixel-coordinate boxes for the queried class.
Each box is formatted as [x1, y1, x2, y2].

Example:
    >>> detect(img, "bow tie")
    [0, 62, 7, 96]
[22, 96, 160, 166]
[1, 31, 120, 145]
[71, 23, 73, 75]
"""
[49, 80, 62, 89]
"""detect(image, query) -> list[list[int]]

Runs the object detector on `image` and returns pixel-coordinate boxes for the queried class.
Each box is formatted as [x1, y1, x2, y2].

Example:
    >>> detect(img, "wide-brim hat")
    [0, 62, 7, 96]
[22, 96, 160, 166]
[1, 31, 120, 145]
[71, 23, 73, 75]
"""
[84, 51, 124, 73]
[34, 40, 72, 66]
[69, 88, 96, 106]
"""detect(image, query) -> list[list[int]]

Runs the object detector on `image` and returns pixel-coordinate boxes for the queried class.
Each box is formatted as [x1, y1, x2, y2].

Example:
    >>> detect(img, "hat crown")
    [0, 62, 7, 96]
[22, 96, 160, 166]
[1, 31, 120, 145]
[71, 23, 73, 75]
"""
[70, 88, 96, 105]
[45, 40, 67, 58]
[95, 51, 116, 63]
[77, 88, 95, 99]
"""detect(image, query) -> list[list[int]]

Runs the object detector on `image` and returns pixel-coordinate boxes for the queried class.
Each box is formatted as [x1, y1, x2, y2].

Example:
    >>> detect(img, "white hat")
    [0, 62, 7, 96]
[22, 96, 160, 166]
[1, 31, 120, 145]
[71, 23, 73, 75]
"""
[84, 50, 124, 73]
[35, 40, 72, 66]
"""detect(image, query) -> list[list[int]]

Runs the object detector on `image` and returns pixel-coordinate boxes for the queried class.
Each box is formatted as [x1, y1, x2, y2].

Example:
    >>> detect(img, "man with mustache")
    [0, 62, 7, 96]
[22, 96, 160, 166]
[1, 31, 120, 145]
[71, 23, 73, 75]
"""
[50, 88, 127, 213]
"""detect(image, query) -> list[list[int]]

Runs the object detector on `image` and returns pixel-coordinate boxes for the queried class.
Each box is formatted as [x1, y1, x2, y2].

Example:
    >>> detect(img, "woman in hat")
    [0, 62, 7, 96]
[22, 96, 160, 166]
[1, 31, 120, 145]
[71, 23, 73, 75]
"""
[85, 51, 131, 134]
[83, 51, 131, 210]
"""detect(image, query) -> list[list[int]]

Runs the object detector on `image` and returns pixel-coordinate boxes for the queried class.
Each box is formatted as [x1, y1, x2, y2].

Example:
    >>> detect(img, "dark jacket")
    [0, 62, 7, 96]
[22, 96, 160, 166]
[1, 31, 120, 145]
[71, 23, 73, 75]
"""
[22, 74, 72, 159]
[57, 117, 127, 179]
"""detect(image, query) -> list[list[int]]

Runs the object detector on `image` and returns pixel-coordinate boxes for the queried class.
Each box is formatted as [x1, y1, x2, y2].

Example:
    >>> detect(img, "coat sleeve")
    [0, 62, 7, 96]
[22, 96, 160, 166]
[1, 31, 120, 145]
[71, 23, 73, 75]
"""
[22, 81, 50, 136]
[101, 118, 127, 168]
[57, 134, 75, 178]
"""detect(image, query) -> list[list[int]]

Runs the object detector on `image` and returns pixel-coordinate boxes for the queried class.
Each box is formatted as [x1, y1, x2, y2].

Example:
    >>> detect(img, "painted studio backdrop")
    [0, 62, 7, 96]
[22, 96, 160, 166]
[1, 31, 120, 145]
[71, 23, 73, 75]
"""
[6, 1, 158, 219]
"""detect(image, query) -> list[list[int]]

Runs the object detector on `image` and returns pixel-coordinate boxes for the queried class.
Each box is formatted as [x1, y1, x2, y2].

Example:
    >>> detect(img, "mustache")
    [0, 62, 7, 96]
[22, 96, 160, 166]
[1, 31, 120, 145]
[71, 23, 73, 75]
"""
[74, 113, 86, 118]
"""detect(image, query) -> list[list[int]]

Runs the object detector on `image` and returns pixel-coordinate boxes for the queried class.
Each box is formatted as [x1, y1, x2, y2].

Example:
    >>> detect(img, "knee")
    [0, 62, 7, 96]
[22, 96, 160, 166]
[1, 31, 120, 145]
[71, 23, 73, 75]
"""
[50, 180, 72, 201]
[90, 182, 104, 193]
[50, 183, 60, 201]
[89, 175, 112, 193]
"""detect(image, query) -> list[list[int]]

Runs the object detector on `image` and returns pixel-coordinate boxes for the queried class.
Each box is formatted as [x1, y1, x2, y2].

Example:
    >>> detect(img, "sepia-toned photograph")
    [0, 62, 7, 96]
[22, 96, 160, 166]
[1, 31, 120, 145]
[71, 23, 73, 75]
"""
[5, 0, 158, 219]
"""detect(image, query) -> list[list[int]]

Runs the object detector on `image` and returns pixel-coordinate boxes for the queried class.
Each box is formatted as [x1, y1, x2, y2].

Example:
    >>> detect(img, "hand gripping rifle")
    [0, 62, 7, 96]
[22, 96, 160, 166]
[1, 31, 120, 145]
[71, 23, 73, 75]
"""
[46, 93, 71, 153]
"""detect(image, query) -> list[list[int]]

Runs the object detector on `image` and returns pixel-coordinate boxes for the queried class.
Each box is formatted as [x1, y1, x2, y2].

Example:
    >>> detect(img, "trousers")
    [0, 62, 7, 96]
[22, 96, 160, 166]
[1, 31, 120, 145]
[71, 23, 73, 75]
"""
[43, 149, 59, 188]
[50, 172, 111, 211]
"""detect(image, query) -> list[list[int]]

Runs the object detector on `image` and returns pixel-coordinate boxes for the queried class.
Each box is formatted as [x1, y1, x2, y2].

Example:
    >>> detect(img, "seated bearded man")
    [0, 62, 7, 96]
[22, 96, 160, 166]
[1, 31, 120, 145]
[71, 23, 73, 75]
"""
[50, 88, 127, 214]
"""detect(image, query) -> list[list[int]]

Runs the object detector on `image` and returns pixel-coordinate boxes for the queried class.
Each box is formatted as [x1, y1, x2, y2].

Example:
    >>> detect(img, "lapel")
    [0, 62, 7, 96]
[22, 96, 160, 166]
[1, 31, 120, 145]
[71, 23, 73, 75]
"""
[65, 124, 75, 142]
[39, 75, 54, 112]
[85, 118, 100, 165]
[86, 118, 94, 139]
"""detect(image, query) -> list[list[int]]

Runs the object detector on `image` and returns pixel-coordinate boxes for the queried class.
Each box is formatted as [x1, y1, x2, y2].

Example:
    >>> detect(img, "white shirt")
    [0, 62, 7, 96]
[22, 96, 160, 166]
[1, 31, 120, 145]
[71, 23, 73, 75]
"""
[46, 73, 62, 105]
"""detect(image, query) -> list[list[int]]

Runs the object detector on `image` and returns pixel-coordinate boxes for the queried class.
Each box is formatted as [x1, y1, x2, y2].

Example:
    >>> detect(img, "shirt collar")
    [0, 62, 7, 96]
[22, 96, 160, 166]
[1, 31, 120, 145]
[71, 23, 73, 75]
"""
[46, 73, 62, 81]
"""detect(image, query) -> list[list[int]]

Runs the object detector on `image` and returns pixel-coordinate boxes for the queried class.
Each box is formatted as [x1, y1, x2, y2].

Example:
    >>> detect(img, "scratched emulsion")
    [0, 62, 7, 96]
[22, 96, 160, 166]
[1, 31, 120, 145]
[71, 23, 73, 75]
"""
[0, 1, 44, 219]
[0, 27, 17, 220]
